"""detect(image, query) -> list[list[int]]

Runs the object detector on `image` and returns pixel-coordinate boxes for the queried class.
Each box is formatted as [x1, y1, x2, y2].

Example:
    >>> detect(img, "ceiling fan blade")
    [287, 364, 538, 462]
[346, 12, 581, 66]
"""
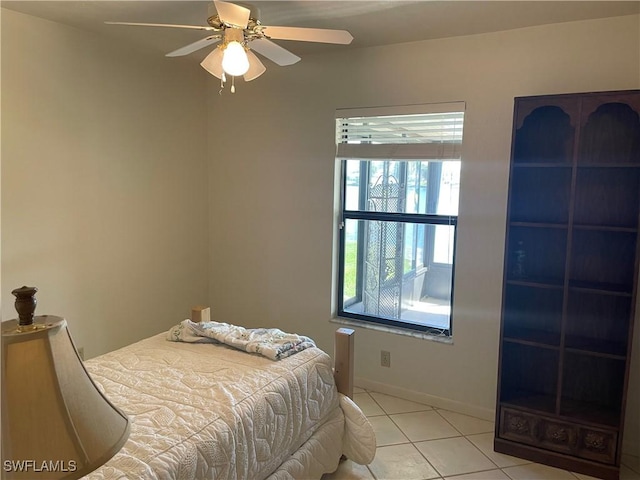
[214, 1, 250, 29]
[200, 47, 224, 79]
[261, 26, 353, 45]
[244, 51, 266, 82]
[249, 38, 301, 66]
[166, 36, 221, 57]
[105, 21, 215, 31]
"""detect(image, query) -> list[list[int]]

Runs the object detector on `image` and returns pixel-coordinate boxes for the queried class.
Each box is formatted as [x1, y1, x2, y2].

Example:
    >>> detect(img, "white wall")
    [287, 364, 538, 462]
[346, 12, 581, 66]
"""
[206, 15, 640, 454]
[2, 5, 639, 458]
[1, 9, 210, 358]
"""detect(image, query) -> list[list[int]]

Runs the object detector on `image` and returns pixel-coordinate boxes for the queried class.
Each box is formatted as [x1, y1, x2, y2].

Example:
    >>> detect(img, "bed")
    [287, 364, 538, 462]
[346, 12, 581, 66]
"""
[81, 312, 376, 479]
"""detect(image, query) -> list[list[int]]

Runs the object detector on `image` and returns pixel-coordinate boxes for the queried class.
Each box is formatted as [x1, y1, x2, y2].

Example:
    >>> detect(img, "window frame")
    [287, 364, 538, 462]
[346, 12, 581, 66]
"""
[335, 103, 464, 337]
[337, 160, 458, 336]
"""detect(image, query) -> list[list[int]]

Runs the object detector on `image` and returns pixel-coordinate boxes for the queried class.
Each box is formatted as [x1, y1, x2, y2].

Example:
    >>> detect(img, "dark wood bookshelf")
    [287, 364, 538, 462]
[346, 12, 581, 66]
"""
[495, 90, 640, 480]
[501, 393, 558, 415]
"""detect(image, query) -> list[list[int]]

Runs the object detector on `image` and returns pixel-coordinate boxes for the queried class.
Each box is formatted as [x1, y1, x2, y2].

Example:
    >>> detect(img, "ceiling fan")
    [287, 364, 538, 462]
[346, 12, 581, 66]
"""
[106, 1, 353, 93]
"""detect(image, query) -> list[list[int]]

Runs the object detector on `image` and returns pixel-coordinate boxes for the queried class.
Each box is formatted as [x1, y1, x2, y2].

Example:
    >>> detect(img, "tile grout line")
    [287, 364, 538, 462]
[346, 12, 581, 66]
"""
[357, 390, 640, 480]
[368, 390, 507, 479]
[366, 390, 442, 479]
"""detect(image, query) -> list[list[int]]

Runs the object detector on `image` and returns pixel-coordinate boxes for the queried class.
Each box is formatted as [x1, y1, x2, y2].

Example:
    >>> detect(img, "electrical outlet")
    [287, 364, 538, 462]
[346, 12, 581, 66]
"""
[381, 350, 391, 368]
[77, 347, 85, 360]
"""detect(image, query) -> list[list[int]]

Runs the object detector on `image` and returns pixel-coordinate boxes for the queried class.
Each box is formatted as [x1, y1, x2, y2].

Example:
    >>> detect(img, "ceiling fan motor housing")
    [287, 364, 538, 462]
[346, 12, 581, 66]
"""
[207, 14, 263, 42]
[224, 26, 245, 45]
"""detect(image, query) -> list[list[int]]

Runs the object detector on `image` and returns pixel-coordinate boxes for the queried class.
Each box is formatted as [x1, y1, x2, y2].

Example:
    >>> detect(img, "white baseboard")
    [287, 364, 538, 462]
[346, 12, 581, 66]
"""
[354, 377, 495, 422]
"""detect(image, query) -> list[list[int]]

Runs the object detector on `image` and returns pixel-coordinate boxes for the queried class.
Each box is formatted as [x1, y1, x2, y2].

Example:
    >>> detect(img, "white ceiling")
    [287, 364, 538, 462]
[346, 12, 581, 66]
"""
[3, 1, 639, 62]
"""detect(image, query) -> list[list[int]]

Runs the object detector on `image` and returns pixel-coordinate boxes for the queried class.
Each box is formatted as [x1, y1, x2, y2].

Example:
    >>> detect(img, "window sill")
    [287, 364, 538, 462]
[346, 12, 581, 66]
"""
[330, 317, 453, 345]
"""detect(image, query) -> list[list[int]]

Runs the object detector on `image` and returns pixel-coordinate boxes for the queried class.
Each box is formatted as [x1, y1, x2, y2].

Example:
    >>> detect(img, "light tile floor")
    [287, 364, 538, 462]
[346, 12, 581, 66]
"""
[323, 388, 640, 480]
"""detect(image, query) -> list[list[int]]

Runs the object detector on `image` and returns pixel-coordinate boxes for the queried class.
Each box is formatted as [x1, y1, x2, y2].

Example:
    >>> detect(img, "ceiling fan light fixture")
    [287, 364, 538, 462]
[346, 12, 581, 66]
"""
[107, 0, 353, 94]
[200, 46, 224, 79]
[222, 41, 249, 76]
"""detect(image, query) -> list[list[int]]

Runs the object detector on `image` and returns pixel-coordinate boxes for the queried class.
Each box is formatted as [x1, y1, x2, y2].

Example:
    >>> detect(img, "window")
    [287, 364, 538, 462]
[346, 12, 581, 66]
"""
[336, 103, 464, 336]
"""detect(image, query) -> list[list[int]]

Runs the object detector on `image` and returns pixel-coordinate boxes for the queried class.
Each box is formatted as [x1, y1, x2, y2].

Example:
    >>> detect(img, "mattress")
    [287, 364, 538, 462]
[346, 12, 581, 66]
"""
[83, 333, 374, 479]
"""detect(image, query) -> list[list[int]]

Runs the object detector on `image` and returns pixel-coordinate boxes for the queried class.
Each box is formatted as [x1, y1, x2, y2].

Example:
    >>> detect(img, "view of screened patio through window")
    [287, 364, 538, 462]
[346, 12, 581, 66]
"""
[336, 105, 464, 336]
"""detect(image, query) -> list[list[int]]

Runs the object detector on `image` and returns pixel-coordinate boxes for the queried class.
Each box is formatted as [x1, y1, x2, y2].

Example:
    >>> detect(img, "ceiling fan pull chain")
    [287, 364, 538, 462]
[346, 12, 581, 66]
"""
[219, 72, 227, 95]
[231, 76, 236, 93]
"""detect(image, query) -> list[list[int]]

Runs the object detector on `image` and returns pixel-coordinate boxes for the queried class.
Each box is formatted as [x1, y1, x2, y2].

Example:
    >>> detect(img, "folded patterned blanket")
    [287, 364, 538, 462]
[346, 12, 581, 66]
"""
[167, 319, 316, 360]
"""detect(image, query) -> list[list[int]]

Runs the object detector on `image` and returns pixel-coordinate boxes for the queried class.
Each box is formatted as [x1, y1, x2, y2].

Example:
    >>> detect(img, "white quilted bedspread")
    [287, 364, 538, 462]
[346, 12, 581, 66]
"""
[83, 333, 375, 479]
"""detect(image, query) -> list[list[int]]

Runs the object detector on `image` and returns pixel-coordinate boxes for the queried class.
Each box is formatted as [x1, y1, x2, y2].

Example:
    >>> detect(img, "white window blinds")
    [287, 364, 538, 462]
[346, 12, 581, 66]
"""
[336, 102, 465, 160]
